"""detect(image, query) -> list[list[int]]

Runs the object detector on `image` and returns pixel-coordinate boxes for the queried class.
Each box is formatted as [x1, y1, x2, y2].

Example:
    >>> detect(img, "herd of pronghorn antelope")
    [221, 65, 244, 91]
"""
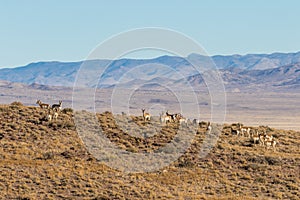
[142, 109, 277, 151]
[35, 103, 278, 151]
[36, 99, 62, 121]
[142, 108, 212, 131]
[230, 123, 278, 151]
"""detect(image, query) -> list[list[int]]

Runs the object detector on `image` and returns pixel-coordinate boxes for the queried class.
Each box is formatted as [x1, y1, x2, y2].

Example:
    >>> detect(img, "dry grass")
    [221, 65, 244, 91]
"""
[0, 103, 299, 199]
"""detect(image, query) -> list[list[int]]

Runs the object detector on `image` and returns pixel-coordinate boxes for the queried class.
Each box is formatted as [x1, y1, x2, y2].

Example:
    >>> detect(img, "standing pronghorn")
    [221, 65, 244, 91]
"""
[160, 112, 171, 124]
[166, 111, 176, 122]
[207, 122, 212, 132]
[46, 109, 59, 122]
[264, 137, 277, 151]
[53, 111, 59, 121]
[52, 100, 62, 112]
[251, 131, 277, 151]
[231, 123, 241, 136]
[141, 109, 151, 121]
[46, 110, 52, 121]
[251, 131, 260, 144]
[192, 119, 200, 126]
[240, 125, 251, 138]
[178, 117, 188, 126]
[36, 100, 50, 109]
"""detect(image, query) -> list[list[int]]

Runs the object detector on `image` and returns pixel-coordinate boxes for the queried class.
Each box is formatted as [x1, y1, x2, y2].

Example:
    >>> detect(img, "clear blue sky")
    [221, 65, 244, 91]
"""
[1, 0, 300, 67]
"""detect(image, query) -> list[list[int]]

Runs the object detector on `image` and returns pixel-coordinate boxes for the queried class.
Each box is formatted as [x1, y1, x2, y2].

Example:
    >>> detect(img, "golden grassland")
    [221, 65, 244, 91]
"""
[0, 102, 299, 199]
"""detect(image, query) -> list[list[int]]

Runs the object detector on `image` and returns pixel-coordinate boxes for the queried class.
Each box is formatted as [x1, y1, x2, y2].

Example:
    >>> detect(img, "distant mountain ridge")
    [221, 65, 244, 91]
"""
[0, 52, 300, 89]
[212, 51, 300, 70]
[183, 62, 300, 90]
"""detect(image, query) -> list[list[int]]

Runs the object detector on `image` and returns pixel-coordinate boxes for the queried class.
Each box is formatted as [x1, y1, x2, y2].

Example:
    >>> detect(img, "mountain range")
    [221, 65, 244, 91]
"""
[0, 52, 300, 90]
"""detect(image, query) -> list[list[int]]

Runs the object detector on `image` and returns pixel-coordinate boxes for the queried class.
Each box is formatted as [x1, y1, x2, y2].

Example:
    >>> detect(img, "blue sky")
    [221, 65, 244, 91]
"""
[1, 0, 300, 67]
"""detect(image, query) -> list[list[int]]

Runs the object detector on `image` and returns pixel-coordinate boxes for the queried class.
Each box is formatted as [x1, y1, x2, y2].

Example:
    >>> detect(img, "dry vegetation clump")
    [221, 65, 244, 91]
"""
[0, 104, 299, 199]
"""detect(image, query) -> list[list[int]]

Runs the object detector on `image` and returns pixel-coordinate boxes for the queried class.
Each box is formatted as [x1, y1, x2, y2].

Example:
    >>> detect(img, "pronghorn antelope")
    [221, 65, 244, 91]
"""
[264, 138, 277, 151]
[192, 119, 200, 126]
[251, 131, 277, 150]
[165, 111, 187, 125]
[174, 113, 183, 122]
[231, 128, 240, 136]
[141, 109, 151, 121]
[231, 123, 252, 137]
[46, 110, 52, 121]
[264, 134, 273, 141]
[52, 100, 62, 112]
[199, 121, 208, 128]
[46, 109, 59, 121]
[260, 133, 276, 150]
[36, 100, 50, 109]
[207, 122, 212, 131]
[251, 131, 260, 144]
[241, 127, 251, 137]
[53, 111, 59, 121]
[178, 117, 188, 126]
[231, 123, 249, 136]
[231, 125, 240, 136]
[258, 132, 266, 146]
[250, 131, 266, 146]
[166, 111, 176, 122]
[160, 114, 172, 124]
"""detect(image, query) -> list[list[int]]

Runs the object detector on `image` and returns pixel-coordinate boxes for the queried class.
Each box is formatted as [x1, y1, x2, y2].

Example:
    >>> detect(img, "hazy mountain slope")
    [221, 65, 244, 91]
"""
[0, 61, 82, 86]
[0, 52, 300, 88]
[158, 62, 300, 90]
[0, 56, 193, 87]
[240, 62, 300, 86]
[1, 62, 300, 91]
[212, 51, 300, 70]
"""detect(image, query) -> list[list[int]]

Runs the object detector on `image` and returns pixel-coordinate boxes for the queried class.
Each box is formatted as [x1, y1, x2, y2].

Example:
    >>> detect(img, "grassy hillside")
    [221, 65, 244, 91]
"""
[0, 102, 299, 199]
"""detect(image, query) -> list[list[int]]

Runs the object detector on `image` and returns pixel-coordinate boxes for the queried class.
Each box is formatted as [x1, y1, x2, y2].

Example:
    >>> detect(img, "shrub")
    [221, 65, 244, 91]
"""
[10, 101, 24, 107]
[62, 108, 73, 114]
[10, 101, 24, 109]
[43, 152, 55, 160]
[63, 120, 75, 129]
[265, 156, 281, 165]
